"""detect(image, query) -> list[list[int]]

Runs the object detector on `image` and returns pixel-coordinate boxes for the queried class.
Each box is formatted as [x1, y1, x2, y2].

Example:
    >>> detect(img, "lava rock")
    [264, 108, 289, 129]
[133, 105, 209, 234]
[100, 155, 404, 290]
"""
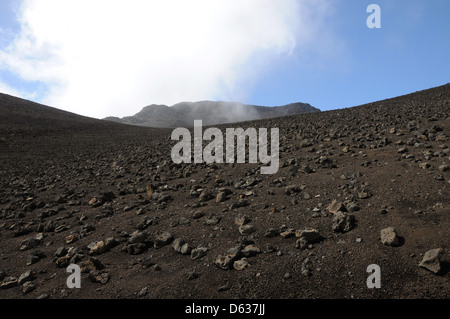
[380, 227, 400, 247]
[327, 200, 347, 214]
[332, 212, 356, 233]
[153, 231, 173, 248]
[419, 248, 444, 274]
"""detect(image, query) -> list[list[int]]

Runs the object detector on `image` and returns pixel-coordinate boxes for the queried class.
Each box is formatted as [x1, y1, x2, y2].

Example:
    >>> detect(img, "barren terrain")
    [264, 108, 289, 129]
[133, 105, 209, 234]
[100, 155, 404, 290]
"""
[0, 85, 449, 299]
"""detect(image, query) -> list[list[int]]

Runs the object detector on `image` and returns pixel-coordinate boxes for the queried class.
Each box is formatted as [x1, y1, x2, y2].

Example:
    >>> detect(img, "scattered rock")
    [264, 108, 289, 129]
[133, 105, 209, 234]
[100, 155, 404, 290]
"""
[22, 281, 36, 294]
[190, 246, 208, 260]
[128, 231, 147, 244]
[137, 287, 148, 298]
[18, 270, 35, 285]
[88, 270, 110, 284]
[215, 247, 242, 270]
[19, 237, 41, 251]
[216, 192, 229, 203]
[80, 257, 105, 273]
[215, 254, 235, 270]
[192, 211, 205, 219]
[241, 244, 261, 257]
[238, 224, 255, 235]
[295, 228, 324, 249]
[233, 258, 249, 271]
[332, 212, 356, 233]
[419, 248, 444, 274]
[327, 200, 346, 214]
[264, 228, 279, 238]
[153, 231, 173, 248]
[187, 271, 199, 280]
[235, 213, 251, 227]
[199, 190, 214, 202]
[1, 277, 18, 290]
[27, 251, 46, 266]
[380, 227, 400, 247]
[124, 243, 147, 255]
[172, 238, 191, 255]
[89, 240, 108, 255]
[280, 228, 296, 238]
[301, 258, 312, 277]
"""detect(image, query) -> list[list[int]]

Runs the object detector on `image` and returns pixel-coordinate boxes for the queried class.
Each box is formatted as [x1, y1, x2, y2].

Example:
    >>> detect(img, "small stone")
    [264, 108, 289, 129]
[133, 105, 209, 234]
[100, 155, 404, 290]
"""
[332, 212, 356, 233]
[89, 240, 107, 255]
[128, 231, 147, 244]
[280, 228, 296, 238]
[357, 191, 372, 199]
[88, 270, 110, 284]
[18, 270, 35, 285]
[124, 243, 147, 255]
[153, 264, 162, 271]
[241, 244, 261, 257]
[105, 237, 119, 249]
[192, 211, 205, 219]
[1, 276, 18, 290]
[153, 231, 173, 248]
[380, 227, 400, 246]
[295, 228, 324, 250]
[284, 185, 300, 195]
[80, 257, 105, 273]
[216, 192, 229, 203]
[238, 224, 255, 235]
[19, 237, 40, 251]
[215, 255, 235, 270]
[55, 246, 68, 258]
[190, 246, 208, 260]
[54, 255, 72, 268]
[234, 213, 251, 226]
[65, 234, 78, 244]
[187, 271, 199, 280]
[301, 258, 312, 277]
[22, 281, 36, 294]
[137, 287, 148, 298]
[295, 228, 324, 243]
[27, 251, 46, 265]
[172, 238, 187, 253]
[264, 228, 279, 238]
[199, 190, 214, 202]
[327, 200, 346, 214]
[233, 258, 249, 271]
[419, 248, 444, 274]
[205, 215, 221, 226]
[397, 146, 408, 153]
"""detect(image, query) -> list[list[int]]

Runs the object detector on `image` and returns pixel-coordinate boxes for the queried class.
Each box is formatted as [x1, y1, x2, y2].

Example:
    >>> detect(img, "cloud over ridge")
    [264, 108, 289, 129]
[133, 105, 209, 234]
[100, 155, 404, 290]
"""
[0, 0, 332, 118]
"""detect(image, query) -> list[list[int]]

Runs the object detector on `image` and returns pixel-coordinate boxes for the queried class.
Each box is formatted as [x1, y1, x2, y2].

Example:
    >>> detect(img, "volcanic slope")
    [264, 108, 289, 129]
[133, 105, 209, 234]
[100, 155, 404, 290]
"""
[0, 85, 449, 299]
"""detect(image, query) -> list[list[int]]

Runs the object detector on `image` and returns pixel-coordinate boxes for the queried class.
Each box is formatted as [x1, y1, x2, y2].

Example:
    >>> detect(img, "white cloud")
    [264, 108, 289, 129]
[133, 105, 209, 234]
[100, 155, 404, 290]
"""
[0, 0, 334, 118]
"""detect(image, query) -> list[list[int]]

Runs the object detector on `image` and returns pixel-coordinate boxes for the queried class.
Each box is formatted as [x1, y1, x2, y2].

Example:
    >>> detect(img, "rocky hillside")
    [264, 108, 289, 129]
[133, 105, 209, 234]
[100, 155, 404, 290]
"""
[0, 84, 449, 300]
[104, 101, 320, 128]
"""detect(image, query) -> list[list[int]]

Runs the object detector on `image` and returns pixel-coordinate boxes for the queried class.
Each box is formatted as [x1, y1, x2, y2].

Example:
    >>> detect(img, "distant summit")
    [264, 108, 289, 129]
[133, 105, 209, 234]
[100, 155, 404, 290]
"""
[104, 101, 320, 128]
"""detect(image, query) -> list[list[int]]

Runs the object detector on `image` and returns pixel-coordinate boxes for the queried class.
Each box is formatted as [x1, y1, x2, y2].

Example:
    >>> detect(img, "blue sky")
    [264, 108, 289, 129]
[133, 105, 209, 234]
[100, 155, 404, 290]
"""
[247, 0, 450, 110]
[0, 0, 449, 118]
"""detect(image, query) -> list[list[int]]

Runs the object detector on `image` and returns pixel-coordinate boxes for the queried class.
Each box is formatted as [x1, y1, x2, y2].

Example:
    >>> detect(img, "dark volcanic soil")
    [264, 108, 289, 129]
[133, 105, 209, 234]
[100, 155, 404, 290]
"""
[0, 85, 449, 299]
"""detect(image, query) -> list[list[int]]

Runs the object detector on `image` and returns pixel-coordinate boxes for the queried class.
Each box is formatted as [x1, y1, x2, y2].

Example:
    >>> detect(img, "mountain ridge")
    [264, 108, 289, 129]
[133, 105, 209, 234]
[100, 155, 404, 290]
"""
[104, 101, 320, 128]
